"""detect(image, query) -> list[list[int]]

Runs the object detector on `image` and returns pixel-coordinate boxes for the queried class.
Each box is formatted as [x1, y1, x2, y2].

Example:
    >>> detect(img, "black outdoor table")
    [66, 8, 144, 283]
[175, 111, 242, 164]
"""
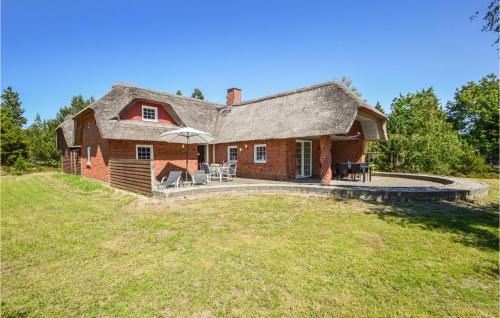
[335, 163, 372, 182]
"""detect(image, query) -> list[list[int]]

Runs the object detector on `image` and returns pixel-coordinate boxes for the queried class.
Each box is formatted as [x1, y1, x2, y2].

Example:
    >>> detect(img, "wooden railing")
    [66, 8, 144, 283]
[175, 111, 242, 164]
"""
[109, 159, 154, 195]
[62, 150, 81, 175]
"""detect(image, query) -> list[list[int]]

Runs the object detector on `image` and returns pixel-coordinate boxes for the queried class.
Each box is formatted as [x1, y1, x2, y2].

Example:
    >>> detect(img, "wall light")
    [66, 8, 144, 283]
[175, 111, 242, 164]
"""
[244, 144, 248, 149]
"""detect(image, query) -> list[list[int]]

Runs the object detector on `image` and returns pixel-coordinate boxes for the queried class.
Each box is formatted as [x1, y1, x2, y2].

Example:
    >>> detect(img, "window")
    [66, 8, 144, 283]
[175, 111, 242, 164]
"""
[142, 105, 158, 122]
[254, 144, 267, 163]
[136, 145, 153, 160]
[86, 146, 91, 167]
[227, 146, 237, 162]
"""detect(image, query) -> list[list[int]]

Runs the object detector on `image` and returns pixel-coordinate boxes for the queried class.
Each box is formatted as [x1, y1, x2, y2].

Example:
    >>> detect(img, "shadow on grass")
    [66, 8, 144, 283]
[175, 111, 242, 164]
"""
[367, 200, 499, 252]
[1, 301, 29, 318]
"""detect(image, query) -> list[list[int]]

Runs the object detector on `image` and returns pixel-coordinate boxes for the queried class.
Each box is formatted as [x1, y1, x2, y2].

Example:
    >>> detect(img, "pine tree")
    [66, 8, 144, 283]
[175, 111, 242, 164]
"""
[191, 88, 204, 100]
[1, 87, 27, 127]
[55, 95, 95, 124]
[1, 87, 28, 165]
[176, 90, 183, 96]
[374, 102, 385, 114]
[339, 76, 362, 98]
[27, 114, 59, 166]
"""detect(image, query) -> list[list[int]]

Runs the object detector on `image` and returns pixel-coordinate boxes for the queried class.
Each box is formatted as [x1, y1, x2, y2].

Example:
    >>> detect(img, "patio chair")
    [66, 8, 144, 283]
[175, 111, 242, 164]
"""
[334, 163, 340, 179]
[157, 170, 183, 190]
[202, 162, 218, 182]
[360, 162, 371, 181]
[350, 163, 363, 182]
[191, 170, 209, 185]
[220, 162, 237, 181]
[336, 163, 349, 180]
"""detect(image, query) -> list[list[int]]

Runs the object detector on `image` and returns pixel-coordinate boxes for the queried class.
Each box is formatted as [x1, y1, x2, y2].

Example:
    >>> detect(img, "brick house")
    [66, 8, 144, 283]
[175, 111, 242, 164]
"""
[56, 81, 387, 184]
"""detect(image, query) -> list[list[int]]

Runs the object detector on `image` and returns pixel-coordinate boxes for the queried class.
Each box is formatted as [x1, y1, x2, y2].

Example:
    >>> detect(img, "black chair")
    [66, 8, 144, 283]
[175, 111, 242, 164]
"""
[336, 163, 349, 180]
[360, 162, 371, 181]
[350, 163, 363, 182]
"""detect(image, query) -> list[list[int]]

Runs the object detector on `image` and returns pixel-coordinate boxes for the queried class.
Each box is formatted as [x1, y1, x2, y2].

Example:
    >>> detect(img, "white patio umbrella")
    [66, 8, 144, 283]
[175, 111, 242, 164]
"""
[159, 127, 214, 181]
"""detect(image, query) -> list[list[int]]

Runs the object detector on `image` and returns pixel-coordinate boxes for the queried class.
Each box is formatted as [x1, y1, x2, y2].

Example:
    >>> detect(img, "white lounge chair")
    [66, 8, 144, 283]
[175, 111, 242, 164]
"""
[157, 171, 183, 190]
[191, 170, 209, 185]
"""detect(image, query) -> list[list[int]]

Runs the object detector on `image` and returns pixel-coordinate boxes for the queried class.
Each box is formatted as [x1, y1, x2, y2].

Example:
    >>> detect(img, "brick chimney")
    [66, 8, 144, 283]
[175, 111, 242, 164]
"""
[226, 88, 241, 105]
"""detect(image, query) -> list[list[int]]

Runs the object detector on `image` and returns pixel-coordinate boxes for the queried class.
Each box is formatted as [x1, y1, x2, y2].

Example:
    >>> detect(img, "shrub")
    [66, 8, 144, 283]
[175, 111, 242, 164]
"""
[453, 143, 491, 175]
[13, 156, 30, 175]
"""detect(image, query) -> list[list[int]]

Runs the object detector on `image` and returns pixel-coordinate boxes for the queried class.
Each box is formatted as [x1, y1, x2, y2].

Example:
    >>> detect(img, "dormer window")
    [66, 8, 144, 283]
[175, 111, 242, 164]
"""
[142, 105, 158, 122]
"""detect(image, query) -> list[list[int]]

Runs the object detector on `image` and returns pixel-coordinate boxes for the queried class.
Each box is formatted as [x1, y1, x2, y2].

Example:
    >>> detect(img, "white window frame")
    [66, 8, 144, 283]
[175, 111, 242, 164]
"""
[141, 105, 158, 122]
[253, 144, 267, 163]
[86, 145, 91, 167]
[136, 145, 154, 160]
[227, 146, 238, 162]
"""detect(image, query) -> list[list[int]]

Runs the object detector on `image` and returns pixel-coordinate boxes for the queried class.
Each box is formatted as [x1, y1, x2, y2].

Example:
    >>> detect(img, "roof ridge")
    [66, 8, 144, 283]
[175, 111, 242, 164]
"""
[235, 80, 385, 118]
[112, 83, 225, 107]
[237, 81, 340, 106]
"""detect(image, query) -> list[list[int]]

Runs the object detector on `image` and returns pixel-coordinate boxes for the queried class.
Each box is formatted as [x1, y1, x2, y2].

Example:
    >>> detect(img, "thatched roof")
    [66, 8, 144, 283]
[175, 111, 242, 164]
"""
[215, 81, 386, 143]
[56, 116, 78, 147]
[72, 81, 387, 144]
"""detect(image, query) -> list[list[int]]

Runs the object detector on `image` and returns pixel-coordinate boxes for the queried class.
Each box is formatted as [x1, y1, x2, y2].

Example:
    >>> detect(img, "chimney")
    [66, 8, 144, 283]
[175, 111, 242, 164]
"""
[226, 88, 241, 106]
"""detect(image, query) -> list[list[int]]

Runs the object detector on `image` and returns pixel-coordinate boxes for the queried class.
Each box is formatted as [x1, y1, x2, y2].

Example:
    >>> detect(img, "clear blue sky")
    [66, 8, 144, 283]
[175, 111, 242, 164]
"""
[2, 0, 498, 124]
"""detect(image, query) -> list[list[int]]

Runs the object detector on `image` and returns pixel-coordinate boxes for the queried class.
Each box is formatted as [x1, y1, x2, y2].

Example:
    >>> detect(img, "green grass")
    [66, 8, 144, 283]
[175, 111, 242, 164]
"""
[2, 173, 498, 317]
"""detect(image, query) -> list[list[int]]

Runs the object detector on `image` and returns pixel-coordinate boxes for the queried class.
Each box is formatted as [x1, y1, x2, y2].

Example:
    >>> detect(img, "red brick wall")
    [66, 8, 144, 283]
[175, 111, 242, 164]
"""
[331, 140, 365, 164]
[80, 113, 110, 182]
[331, 120, 366, 164]
[211, 138, 325, 181]
[311, 140, 320, 177]
[319, 135, 333, 184]
[109, 140, 198, 181]
[213, 139, 295, 180]
[120, 100, 177, 125]
[347, 121, 364, 138]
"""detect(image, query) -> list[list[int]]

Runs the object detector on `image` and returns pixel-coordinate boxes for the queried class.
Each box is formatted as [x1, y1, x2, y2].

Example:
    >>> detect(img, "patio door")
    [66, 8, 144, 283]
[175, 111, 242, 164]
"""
[296, 140, 312, 178]
[197, 145, 206, 164]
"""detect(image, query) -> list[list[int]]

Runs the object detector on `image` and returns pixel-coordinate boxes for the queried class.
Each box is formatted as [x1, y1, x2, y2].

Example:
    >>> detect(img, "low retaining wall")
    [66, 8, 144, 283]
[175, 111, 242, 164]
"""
[153, 174, 488, 202]
[372, 172, 455, 185]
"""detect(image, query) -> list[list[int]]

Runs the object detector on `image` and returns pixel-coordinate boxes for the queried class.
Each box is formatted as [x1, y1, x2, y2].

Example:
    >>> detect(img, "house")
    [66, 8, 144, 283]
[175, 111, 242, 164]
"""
[56, 115, 82, 175]
[56, 81, 387, 185]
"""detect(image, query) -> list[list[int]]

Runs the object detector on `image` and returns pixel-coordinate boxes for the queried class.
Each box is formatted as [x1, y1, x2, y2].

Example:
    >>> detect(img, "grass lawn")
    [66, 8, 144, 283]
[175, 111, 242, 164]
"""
[1, 173, 498, 317]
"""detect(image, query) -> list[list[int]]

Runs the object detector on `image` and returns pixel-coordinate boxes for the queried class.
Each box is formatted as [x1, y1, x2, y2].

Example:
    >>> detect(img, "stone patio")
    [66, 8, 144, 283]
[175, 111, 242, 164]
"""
[153, 173, 488, 202]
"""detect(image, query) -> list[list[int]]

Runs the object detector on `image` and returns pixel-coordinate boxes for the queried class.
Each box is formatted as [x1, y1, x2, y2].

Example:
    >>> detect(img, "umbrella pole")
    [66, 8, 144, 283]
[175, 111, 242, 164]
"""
[186, 135, 189, 182]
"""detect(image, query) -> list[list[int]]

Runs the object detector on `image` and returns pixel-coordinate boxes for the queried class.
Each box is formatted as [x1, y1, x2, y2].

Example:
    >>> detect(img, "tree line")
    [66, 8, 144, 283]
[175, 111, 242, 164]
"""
[0, 88, 95, 173]
[367, 73, 498, 176]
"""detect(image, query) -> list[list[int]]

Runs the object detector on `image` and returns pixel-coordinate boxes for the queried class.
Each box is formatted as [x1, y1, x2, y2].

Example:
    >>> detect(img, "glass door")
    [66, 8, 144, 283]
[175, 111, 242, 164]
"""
[296, 140, 312, 178]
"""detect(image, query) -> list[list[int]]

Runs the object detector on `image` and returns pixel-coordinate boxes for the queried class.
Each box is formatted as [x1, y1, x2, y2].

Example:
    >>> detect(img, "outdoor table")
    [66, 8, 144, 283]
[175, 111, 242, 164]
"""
[209, 164, 222, 182]
[335, 163, 372, 182]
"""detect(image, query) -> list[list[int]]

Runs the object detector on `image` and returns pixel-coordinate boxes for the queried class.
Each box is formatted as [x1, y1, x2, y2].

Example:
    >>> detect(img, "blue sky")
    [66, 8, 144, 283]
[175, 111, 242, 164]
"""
[2, 0, 498, 124]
